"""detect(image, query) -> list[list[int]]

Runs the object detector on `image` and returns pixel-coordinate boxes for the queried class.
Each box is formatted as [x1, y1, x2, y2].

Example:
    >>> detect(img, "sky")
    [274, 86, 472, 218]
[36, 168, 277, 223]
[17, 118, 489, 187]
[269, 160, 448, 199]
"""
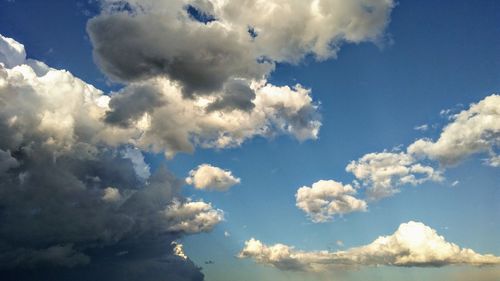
[0, 1, 499, 281]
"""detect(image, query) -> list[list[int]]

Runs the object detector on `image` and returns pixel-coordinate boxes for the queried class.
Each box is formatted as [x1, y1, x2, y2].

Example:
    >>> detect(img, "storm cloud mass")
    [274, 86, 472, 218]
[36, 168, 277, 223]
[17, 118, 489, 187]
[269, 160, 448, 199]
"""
[0, 34, 222, 280]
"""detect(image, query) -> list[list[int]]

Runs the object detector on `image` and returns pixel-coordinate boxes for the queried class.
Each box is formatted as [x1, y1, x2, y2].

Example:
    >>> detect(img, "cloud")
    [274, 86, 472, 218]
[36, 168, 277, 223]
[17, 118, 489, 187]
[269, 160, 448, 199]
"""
[239, 221, 500, 272]
[83, 0, 396, 151]
[295, 180, 367, 222]
[0, 34, 219, 280]
[172, 241, 188, 260]
[163, 199, 224, 233]
[0, 149, 19, 174]
[122, 147, 151, 181]
[88, 0, 394, 96]
[414, 124, 429, 131]
[408, 94, 500, 166]
[186, 164, 240, 191]
[0, 34, 26, 68]
[105, 78, 321, 157]
[346, 151, 444, 200]
[102, 186, 122, 202]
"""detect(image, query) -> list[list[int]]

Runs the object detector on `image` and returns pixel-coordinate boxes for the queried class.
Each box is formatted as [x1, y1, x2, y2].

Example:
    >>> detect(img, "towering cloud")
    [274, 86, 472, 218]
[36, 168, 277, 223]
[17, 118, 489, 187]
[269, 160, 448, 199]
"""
[295, 180, 367, 222]
[239, 221, 500, 272]
[0, 34, 219, 280]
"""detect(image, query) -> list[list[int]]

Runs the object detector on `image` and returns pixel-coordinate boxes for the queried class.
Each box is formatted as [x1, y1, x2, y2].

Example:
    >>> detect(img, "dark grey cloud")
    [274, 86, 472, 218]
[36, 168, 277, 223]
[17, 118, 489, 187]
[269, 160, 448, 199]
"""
[87, 12, 272, 97]
[0, 35, 224, 281]
[206, 79, 256, 112]
[105, 83, 166, 127]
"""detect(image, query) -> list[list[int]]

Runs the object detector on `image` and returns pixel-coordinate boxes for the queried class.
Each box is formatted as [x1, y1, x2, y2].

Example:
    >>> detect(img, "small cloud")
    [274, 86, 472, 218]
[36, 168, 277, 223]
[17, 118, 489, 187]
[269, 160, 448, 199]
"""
[102, 187, 121, 202]
[186, 164, 240, 191]
[224, 231, 231, 237]
[414, 124, 429, 132]
[336, 240, 344, 247]
[451, 180, 460, 187]
[172, 242, 187, 260]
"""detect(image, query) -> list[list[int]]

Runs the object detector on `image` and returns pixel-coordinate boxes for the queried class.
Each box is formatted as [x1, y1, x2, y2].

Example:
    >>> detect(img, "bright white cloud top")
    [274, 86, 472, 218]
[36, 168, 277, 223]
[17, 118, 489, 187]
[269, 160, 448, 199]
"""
[186, 164, 240, 191]
[239, 221, 500, 272]
[295, 180, 367, 222]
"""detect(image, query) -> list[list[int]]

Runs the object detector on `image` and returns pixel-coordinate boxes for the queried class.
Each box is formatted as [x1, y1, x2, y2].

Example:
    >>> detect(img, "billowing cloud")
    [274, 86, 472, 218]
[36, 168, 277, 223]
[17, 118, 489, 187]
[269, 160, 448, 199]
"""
[88, 0, 395, 95]
[105, 78, 321, 157]
[0, 34, 219, 280]
[0, 34, 26, 68]
[84, 0, 396, 153]
[295, 180, 367, 222]
[186, 164, 240, 191]
[408, 94, 500, 166]
[346, 151, 444, 200]
[163, 199, 224, 233]
[239, 221, 500, 272]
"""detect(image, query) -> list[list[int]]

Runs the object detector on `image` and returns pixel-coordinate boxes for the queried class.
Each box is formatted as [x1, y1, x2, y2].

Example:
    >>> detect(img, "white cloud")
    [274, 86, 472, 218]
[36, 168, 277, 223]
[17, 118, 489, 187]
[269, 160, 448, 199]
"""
[346, 151, 443, 200]
[239, 221, 500, 272]
[186, 164, 240, 191]
[295, 180, 367, 222]
[408, 94, 500, 166]
[163, 199, 224, 233]
[485, 154, 500, 167]
[414, 124, 429, 131]
[122, 147, 151, 181]
[114, 78, 322, 157]
[0, 31, 321, 159]
[83, 0, 397, 157]
[102, 187, 122, 202]
[224, 231, 230, 237]
[0, 34, 26, 68]
[172, 241, 188, 260]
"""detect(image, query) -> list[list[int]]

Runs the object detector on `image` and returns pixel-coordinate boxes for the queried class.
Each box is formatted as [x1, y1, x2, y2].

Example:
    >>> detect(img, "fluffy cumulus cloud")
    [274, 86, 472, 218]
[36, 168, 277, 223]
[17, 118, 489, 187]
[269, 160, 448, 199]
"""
[0, 34, 223, 280]
[408, 94, 500, 167]
[186, 164, 240, 191]
[346, 151, 444, 200]
[163, 199, 224, 233]
[339, 94, 499, 204]
[105, 78, 321, 157]
[295, 180, 367, 222]
[239, 221, 500, 272]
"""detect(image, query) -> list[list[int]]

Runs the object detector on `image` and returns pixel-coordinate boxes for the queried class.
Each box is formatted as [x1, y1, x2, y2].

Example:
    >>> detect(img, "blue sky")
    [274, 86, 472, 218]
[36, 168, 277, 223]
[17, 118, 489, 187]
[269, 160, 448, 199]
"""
[0, 1, 499, 281]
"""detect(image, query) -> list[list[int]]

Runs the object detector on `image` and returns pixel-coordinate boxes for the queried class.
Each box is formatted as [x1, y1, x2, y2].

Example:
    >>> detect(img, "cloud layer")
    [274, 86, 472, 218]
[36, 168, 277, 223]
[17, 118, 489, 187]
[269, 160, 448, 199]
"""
[239, 221, 500, 272]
